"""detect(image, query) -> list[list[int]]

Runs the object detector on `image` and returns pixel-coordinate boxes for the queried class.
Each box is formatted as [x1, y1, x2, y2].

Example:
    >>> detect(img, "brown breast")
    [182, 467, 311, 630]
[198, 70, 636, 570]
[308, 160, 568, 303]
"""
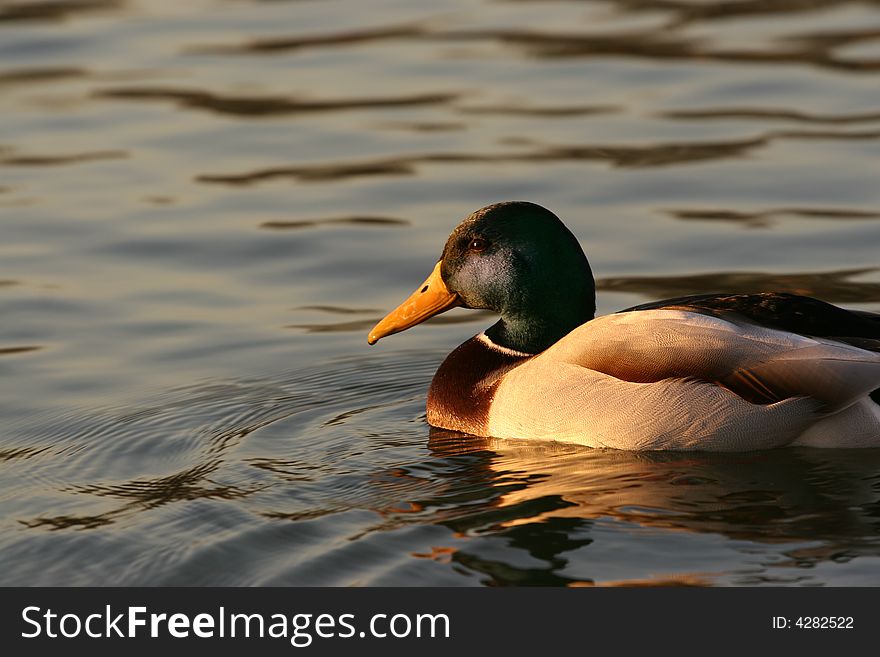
[426, 335, 530, 435]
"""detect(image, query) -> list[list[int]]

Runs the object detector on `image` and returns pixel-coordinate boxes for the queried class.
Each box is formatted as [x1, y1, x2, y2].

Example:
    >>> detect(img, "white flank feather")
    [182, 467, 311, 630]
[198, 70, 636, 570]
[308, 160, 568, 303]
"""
[486, 310, 880, 450]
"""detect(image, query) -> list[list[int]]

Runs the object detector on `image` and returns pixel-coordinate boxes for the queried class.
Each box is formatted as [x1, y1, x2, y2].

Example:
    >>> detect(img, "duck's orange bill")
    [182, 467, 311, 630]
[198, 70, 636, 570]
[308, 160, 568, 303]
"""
[368, 261, 460, 345]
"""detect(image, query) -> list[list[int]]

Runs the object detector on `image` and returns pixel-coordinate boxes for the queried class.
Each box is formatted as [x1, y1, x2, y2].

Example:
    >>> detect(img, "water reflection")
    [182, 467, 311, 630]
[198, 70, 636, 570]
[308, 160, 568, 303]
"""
[190, 4, 880, 73]
[666, 207, 880, 229]
[0, 445, 51, 462]
[198, 139, 769, 184]
[375, 120, 467, 133]
[294, 305, 382, 315]
[71, 461, 240, 504]
[425, 429, 880, 585]
[260, 216, 409, 230]
[0, 346, 42, 356]
[0, 149, 126, 166]
[95, 87, 458, 118]
[0, 0, 121, 24]
[199, 159, 416, 184]
[197, 129, 880, 184]
[457, 104, 619, 117]
[604, 0, 871, 25]
[660, 108, 880, 125]
[597, 267, 880, 303]
[0, 67, 87, 86]
[190, 24, 426, 55]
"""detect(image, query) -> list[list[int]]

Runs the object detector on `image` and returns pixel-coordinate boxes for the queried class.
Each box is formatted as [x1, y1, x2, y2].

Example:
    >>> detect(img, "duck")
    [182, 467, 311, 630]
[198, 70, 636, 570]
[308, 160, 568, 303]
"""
[367, 201, 880, 451]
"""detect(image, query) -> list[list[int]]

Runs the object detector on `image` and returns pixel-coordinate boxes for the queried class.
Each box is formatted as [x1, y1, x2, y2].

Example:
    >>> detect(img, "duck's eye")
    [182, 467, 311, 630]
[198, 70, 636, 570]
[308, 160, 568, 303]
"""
[468, 237, 489, 253]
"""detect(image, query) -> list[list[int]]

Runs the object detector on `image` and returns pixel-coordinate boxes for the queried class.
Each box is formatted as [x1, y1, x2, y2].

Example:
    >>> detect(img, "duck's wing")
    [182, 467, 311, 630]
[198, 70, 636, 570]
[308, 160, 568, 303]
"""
[481, 308, 880, 450]
[622, 292, 880, 352]
[544, 308, 880, 410]
[487, 359, 824, 450]
[623, 292, 880, 404]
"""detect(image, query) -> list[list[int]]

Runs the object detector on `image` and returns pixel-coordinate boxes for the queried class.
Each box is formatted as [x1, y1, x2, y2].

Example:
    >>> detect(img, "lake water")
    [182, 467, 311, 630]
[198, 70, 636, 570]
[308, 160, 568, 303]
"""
[2, 0, 880, 586]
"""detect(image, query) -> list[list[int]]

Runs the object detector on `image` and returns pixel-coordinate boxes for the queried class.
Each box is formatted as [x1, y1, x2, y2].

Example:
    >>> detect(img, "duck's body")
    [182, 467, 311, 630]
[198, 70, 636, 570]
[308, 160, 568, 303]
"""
[429, 310, 880, 450]
[368, 202, 880, 451]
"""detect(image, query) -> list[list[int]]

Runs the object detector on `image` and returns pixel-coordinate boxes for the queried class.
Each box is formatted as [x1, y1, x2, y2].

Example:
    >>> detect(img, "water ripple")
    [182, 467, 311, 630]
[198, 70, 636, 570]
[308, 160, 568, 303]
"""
[597, 267, 880, 303]
[181, 3, 880, 74]
[260, 216, 409, 230]
[196, 128, 880, 184]
[0, 0, 122, 24]
[0, 345, 43, 356]
[94, 87, 458, 118]
[457, 103, 620, 117]
[605, 0, 878, 25]
[189, 23, 427, 55]
[0, 149, 127, 167]
[660, 108, 880, 125]
[666, 207, 880, 229]
[12, 351, 440, 533]
[0, 67, 88, 86]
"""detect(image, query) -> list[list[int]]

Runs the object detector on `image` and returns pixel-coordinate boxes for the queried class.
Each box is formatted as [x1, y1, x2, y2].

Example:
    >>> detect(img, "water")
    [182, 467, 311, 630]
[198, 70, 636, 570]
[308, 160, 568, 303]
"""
[2, 0, 880, 586]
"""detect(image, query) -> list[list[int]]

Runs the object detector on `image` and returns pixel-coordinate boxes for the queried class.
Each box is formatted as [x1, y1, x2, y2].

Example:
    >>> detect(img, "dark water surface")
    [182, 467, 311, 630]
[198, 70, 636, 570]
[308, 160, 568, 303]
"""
[2, 0, 880, 586]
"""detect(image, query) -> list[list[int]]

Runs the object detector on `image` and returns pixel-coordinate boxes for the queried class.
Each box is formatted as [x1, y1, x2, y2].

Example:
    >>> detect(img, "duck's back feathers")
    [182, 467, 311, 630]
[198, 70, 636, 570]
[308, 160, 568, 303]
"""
[626, 292, 880, 405]
[624, 292, 880, 350]
[548, 310, 880, 407]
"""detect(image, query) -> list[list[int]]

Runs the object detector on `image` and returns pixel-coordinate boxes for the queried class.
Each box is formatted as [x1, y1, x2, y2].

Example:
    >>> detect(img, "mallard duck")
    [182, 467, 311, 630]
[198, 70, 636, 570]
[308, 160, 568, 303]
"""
[367, 201, 880, 450]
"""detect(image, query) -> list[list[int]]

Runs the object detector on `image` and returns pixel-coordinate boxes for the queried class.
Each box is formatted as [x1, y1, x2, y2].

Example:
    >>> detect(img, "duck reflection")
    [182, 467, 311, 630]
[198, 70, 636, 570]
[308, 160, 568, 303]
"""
[419, 428, 880, 585]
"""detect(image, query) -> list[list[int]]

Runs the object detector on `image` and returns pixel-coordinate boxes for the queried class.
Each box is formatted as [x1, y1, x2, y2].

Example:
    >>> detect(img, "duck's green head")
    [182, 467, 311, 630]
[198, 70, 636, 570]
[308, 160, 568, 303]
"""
[368, 201, 596, 354]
